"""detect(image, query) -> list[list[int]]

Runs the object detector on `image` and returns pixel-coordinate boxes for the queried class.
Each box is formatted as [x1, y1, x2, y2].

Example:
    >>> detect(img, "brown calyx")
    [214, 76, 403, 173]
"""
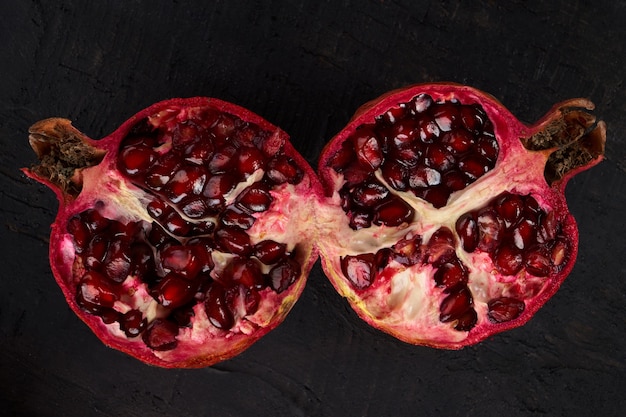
[28, 118, 106, 197]
[521, 100, 606, 185]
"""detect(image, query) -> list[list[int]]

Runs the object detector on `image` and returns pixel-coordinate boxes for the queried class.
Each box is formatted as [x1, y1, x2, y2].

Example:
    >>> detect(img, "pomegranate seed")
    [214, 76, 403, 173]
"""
[409, 94, 433, 114]
[536, 211, 558, 243]
[352, 126, 383, 171]
[409, 167, 441, 188]
[341, 162, 372, 188]
[222, 257, 264, 289]
[119, 309, 147, 338]
[476, 135, 499, 162]
[454, 308, 478, 331]
[439, 286, 473, 322]
[184, 135, 215, 165]
[434, 260, 468, 288]
[205, 283, 235, 330]
[476, 208, 503, 253]
[329, 141, 357, 172]
[243, 288, 261, 315]
[208, 145, 238, 174]
[254, 240, 287, 265]
[487, 297, 525, 323]
[524, 246, 552, 276]
[442, 170, 467, 191]
[392, 235, 424, 266]
[494, 245, 523, 275]
[130, 241, 155, 278]
[416, 114, 439, 143]
[151, 273, 199, 309]
[186, 238, 215, 272]
[145, 152, 181, 190]
[67, 216, 90, 252]
[381, 161, 409, 191]
[511, 219, 536, 250]
[456, 213, 479, 252]
[142, 319, 179, 351]
[104, 239, 132, 283]
[160, 245, 202, 278]
[85, 234, 109, 270]
[179, 196, 210, 219]
[83, 207, 109, 234]
[349, 211, 372, 230]
[373, 198, 414, 226]
[77, 271, 119, 309]
[118, 145, 156, 176]
[215, 227, 252, 255]
[419, 185, 451, 209]
[496, 193, 524, 227]
[374, 247, 395, 270]
[163, 209, 192, 236]
[172, 305, 195, 328]
[351, 181, 389, 208]
[203, 173, 236, 202]
[212, 114, 236, 140]
[378, 104, 407, 125]
[424, 144, 455, 172]
[165, 166, 207, 203]
[237, 146, 266, 178]
[220, 205, 256, 229]
[268, 258, 301, 293]
[433, 102, 460, 132]
[388, 118, 418, 147]
[551, 239, 568, 267]
[460, 104, 485, 134]
[458, 154, 490, 180]
[340, 254, 375, 290]
[266, 154, 304, 185]
[441, 130, 474, 154]
[147, 222, 177, 248]
[237, 183, 272, 212]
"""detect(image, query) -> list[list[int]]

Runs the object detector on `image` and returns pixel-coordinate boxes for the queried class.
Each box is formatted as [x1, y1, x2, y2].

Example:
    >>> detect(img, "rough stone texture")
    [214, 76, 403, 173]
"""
[1, 1, 624, 416]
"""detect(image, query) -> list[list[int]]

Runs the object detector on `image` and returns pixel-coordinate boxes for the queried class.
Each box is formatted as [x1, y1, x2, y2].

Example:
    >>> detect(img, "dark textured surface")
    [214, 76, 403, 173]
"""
[1, 1, 625, 416]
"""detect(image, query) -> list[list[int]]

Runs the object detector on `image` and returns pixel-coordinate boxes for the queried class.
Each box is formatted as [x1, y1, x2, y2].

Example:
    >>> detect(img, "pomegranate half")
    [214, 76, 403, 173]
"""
[24, 98, 321, 367]
[317, 83, 605, 348]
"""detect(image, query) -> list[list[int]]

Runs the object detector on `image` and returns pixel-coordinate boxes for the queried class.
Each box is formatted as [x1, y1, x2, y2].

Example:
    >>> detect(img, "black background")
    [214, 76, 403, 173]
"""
[1, 1, 625, 416]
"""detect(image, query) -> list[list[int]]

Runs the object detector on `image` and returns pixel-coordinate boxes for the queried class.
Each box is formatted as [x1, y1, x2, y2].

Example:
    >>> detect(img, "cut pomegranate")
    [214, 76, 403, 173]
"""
[317, 83, 605, 349]
[24, 98, 321, 368]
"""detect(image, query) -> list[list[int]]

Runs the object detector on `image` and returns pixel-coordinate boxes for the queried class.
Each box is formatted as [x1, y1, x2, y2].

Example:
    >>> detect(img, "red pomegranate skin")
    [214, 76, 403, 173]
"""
[24, 97, 323, 368]
[316, 83, 605, 348]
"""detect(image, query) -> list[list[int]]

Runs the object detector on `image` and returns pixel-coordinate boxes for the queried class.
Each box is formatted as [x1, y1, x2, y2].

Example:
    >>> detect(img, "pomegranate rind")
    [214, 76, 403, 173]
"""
[317, 83, 604, 349]
[24, 97, 322, 368]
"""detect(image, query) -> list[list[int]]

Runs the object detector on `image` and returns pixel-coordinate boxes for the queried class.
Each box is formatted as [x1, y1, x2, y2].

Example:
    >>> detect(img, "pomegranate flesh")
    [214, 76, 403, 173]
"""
[317, 83, 605, 348]
[24, 98, 321, 367]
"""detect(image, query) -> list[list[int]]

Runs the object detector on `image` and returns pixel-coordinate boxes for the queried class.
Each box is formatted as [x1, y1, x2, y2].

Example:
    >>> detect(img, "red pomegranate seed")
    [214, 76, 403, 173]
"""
[130, 241, 155, 278]
[476, 208, 503, 253]
[434, 260, 468, 288]
[151, 273, 198, 309]
[165, 166, 207, 204]
[340, 253, 376, 290]
[460, 104, 485, 134]
[215, 227, 252, 255]
[268, 258, 301, 293]
[163, 209, 192, 237]
[410, 93, 433, 114]
[456, 213, 479, 252]
[511, 219, 536, 250]
[417, 118, 440, 143]
[476, 135, 499, 162]
[147, 222, 177, 248]
[536, 210, 558, 243]
[184, 135, 215, 165]
[179, 196, 210, 219]
[145, 152, 181, 190]
[237, 183, 272, 213]
[409, 166, 441, 188]
[373, 198, 414, 226]
[494, 245, 523, 275]
[329, 141, 356, 172]
[266, 154, 304, 184]
[203, 173, 236, 203]
[172, 305, 195, 328]
[454, 308, 478, 331]
[237, 146, 266, 178]
[160, 245, 202, 278]
[458, 154, 490, 180]
[392, 235, 424, 266]
[381, 161, 409, 191]
[222, 257, 264, 289]
[496, 193, 524, 227]
[487, 297, 525, 323]
[119, 309, 147, 338]
[524, 246, 551, 276]
[425, 144, 455, 172]
[242, 288, 261, 315]
[351, 181, 389, 208]
[205, 283, 235, 330]
[442, 170, 467, 191]
[254, 240, 287, 265]
[341, 162, 372, 188]
[374, 247, 394, 270]
[419, 185, 451, 209]
[441, 130, 474, 154]
[439, 286, 473, 322]
[104, 239, 132, 283]
[378, 104, 408, 125]
[550, 239, 568, 267]
[85, 234, 109, 270]
[349, 210, 372, 230]
[119, 145, 156, 176]
[212, 114, 236, 140]
[142, 319, 179, 351]
[83, 207, 110, 234]
[352, 126, 383, 171]
[208, 145, 238, 174]
[77, 270, 119, 306]
[67, 216, 90, 252]
[220, 205, 256, 230]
